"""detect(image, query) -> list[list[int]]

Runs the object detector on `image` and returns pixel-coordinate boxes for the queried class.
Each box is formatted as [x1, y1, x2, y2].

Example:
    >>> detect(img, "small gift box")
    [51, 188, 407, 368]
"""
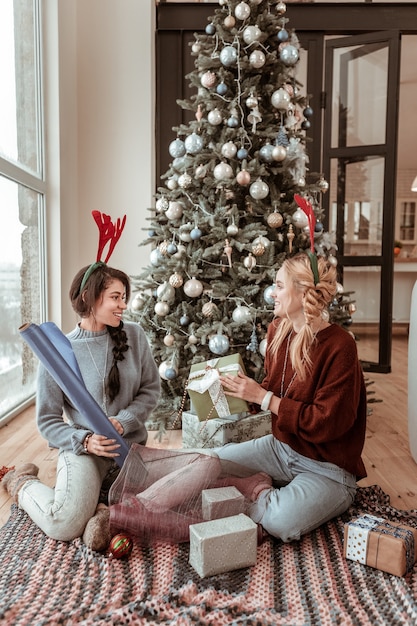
[187, 354, 249, 421]
[344, 514, 417, 577]
[189, 513, 257, 578]
[202, 486, 245, 521]
[182, 410, 272, 448]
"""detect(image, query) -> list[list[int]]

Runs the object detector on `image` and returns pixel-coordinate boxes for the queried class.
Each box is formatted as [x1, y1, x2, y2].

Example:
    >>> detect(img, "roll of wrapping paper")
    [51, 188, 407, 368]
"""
[19, 322, 129, 467]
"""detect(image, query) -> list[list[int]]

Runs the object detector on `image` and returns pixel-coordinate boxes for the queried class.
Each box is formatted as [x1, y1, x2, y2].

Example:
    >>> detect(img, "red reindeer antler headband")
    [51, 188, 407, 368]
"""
[294, 194, 319, 285]
[78, 210, 127, 294]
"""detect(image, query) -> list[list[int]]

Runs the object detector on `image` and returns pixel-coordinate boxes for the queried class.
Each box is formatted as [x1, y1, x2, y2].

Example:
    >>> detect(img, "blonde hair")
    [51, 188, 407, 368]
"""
[269, 253, 337, 380]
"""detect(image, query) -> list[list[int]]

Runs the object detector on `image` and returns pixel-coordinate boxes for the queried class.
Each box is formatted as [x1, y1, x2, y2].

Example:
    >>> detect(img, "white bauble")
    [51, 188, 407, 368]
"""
[272, 145, 287, 162]
[227, 223, 239, 236]
[249, 50, 266, 69]
[201, 71, 217, 89]
[208, 334, 230, 355]
[188, 334, 198, 345]
[232, 305, 252, 324]
[221, 141, 237, 159]
[150, 248, 163, 267]
[166, 177, 178, 190]
[220, 45, 238, 67]
[184, 132, 204, 154]
[130, 293, 146, 311]
[259, 338, 267, 357]
[183, 277, 203, 298]
[235, 1, 250, 20]
[168, 138, 186, 158]
[271, 88, 291, 110]
[263, 285, 275, 305]
[243, 25, 262, 44]
[155, 197, 169, 213]
[154, 301, 169, 316]
[249, 178, 269, 200]
[164, 334, 175, 347]
[165, 201, 183, 220]
[178, 173, 192, 189]
[213, 162, 234, 180]
[156, 282, 175, 302]
[208, 108, 223, 126]
[292, 208, 309, 229]
[280, 44, 299, 66]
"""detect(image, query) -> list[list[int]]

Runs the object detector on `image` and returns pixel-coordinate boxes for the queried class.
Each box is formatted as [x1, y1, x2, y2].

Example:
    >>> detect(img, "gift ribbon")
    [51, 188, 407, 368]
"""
[187, 360, 244, 418]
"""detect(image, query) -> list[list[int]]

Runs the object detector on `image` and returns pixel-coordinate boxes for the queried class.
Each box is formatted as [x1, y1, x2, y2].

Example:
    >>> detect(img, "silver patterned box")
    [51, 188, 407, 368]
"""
[181, 410, 272, 449]
[189, 513, 258, 578]
[202, 486, 245, 520]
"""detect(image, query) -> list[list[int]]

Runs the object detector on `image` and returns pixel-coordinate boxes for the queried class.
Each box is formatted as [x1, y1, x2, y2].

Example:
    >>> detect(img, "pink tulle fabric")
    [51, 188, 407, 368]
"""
[108, 444, 261, 545]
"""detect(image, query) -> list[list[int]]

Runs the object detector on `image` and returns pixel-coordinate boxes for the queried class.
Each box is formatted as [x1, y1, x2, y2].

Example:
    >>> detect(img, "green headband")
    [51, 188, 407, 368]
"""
[307, 252, 319, 286]
[79, 261, 106, 295]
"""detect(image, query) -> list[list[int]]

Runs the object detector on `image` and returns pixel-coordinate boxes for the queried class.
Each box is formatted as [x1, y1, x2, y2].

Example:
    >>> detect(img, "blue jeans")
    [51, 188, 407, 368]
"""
[215, 435, 357, 542]
[18, 450, 115, 541]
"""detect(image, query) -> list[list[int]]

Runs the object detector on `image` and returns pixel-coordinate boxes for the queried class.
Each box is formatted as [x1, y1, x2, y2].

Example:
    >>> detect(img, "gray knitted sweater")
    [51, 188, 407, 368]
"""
[36, 321, 160, 455]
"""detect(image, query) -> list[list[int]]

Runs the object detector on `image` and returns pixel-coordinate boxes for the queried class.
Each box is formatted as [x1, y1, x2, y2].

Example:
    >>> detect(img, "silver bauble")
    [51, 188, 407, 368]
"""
[280, 44, 299, 66]
[259, 338, 267, 357]
[263, 285, 275, 305]
[130, 293, 146, 311]
[165, 201, 183, 220]
[220, 45, 237, 67]
[260, 143, 274, 163]
[208, 334, 230, 355]
[183, 277, 203, 298]
[154, 301, 169, 316]
[245, 94, 258, 109]
[155, 197, 169, 213]
[227, 223, 239, 236]
[221, 141, 237, 159]
[243, 25, 262, 44]
[195, 164, 207, 179]
[213, 162, 234, 180]
[156, 282, 175, 302]
[253, 235, 270, 249]
[178, 173, 192, 189]
[185, 132, 203, 154]
[272, 145, 287, 161]
[235, 1, 251, 20]
[271, 88, 291, 110]
[249, 50, 266, 69]
[166, 177, 178, 190]
[243, 253, 256, 271]
[168, 138, 186, 159]
[232, 305, 252, 324]
[292, 208, 309, 229]
[208, 108, 223, 126]
[150, 248, 163, 267]
[163, 334, 175, 347]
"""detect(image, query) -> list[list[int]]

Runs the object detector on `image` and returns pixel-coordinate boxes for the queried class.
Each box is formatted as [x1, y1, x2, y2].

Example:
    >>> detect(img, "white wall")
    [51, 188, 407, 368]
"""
[49, 0, 155, 332]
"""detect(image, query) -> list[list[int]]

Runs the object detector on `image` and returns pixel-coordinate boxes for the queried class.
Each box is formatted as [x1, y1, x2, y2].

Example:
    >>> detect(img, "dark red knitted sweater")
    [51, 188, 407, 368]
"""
[262, 321, 367, 479]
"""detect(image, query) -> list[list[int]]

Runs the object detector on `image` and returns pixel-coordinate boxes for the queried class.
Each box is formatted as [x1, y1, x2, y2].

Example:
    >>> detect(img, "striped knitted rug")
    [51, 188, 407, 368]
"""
[0, 486, 416, 625]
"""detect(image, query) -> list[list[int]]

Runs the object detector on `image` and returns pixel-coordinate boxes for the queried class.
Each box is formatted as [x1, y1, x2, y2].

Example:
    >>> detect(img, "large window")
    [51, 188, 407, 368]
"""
[0, 0, 46, 424]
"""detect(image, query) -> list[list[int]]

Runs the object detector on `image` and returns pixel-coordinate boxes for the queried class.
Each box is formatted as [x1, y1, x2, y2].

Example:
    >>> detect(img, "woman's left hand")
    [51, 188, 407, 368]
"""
[109, 417, 124, 435]
[219, 371, 265, 405]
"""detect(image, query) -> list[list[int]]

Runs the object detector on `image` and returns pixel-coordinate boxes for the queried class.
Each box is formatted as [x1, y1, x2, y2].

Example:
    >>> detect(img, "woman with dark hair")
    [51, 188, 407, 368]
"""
[3, 262, 160, 547]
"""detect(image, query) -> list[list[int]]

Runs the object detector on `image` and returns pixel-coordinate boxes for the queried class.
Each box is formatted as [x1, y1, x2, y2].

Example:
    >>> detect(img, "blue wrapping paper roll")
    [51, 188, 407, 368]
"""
[19, 322, 129, 467]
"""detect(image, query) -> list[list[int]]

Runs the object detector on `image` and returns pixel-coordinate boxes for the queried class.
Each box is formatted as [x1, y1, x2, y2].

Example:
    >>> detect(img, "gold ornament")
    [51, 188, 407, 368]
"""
[267, 211, 284, 228]
[252, 242, 265, 257]
[224, 239, 233, 267]
[169, 272, 183, 288]
[243, 253, 256, 271]
[158, 240, 169, 255]
[287, 224, 295, 253]
[202, 301, 217, 318]
[195, 104, 203, 122]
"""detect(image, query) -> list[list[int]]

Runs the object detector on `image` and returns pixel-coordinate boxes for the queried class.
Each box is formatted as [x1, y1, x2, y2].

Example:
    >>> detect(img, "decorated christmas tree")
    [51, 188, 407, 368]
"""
[128, 0, 346, 428]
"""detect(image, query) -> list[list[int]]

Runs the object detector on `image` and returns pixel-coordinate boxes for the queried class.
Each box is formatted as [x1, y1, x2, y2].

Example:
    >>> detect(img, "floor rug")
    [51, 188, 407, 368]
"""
[0, 486, 416, 625]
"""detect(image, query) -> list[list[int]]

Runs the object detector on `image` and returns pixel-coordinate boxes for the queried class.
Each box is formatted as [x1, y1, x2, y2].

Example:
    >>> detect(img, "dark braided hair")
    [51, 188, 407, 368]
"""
[70, 264, 131, 402]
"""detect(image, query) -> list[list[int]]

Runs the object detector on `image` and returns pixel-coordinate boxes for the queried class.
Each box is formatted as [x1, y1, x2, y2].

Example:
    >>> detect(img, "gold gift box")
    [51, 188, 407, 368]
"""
[187, 353, 249, 422]
[344, 514, 417, 577]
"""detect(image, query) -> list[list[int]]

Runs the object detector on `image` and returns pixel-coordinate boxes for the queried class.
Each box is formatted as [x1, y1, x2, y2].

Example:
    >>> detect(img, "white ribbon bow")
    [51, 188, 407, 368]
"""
[187, 359, 243, 418]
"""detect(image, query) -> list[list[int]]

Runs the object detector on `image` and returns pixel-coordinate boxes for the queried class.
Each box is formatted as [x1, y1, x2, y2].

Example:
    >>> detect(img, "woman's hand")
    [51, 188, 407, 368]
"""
[109, 417, 124, 435]
[219, 370, 265, 405]
[85, 433, 121, 457]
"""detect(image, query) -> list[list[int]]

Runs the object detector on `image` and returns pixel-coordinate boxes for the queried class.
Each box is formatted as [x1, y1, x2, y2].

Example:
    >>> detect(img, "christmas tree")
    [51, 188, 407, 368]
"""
[128, 0, 344, 429]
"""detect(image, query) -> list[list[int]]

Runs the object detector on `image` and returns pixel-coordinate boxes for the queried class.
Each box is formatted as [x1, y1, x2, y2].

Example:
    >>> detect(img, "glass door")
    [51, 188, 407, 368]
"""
[322, 31, 401, 373]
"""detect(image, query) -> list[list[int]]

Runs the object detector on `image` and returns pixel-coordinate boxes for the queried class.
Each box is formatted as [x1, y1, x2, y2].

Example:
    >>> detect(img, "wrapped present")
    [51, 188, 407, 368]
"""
[187, 354, 249, 421]
[189, 513, 257, 578]
[344, 514, 417, 577]
[202, 486, 245, 521]
[182, 410, 272, 449]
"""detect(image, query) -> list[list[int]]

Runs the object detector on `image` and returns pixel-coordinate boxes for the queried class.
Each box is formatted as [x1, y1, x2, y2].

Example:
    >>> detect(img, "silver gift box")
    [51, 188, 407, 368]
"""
[202, 486, 245, 520]
[189, 513, 258, 578]
[182, 410, 272, 449]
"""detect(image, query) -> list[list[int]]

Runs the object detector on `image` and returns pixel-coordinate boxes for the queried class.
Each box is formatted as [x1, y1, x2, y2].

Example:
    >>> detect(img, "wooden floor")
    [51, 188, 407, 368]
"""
[1, 329, 416, 527]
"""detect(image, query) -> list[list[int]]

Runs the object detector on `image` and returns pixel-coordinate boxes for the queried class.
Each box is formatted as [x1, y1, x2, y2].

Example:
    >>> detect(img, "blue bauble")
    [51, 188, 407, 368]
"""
[280, 45, 299, 66]
[263, 285, 275, 306]
[315, 222, 324, 233]
[180, 314, 190, 326]
[277, 29, 289, 43]
[167, 242, 178, 254]
[208, 334, 230, 355]
[190, 227, 202, 240]
[237, 148, 248, 160]
[216, 82, 228, 96]
[303, 106, 314, 118]
[148, 229, 156, 237]
[205, 23, 216, 35]
[165, 367, 177, 380]
[220, 45, 237, 67]
[227, 116, 239, 128]
[185, 133, 204, 155]
[259, 143, 274, 163]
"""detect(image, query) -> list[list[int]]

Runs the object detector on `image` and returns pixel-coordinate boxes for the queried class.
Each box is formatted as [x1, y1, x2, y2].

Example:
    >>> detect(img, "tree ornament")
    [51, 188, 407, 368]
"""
[130, 293, 146, 311]
[169, 138, 186, 159]
[245, 94, 258, 109]
[276, 2, 287, 15]
[287, 224, 295, 253]
[246, 327, 259, 352]
[247, 105, 262, 132]
[179, 314, 190, 326]
[173, 244, 186, 259]
[178, 173, 192, 189]
[336, 282, 344, 294]
[185, 132, 203, 154]
[235, 2, 251, 21]
[195, 164, 207, 179]
[277, 28, 289, 43]
[224, 15, 236, 29]
[224, 239, 233, 267]
[208, 108, 223, 126]
[263, 285, 275, 306]
[292, 207, 309, 229]
[179, 223, 193, 242]
[303, 105, 314, 119]
[165, 366, 178, 380]
[259, 338, 267, 357]
[328, 254, 337, 267]
[195, 105, 204, 122]
[108, 534, 133, 559]
[166, 177, 177, 190]
[220, 45, 238, 67]
[267, 211, 283, 228]
[249, 50, 266, 69]
[243, 25, 262, 44]
[243, 252, 256, 271]
[163, 333, 175, 347]
[165, 201, 183, 220]
[188, 334, 198, 345]
[190, 227, 202, 240]
[214, 162, 234, 180]
[169, 272, 183, 288]
[201, 71, 217, 89]
[260, 143, 274, 163]
[192, 42, 201, 55]
[277, 126, 289, 147]
[232, 305, 252, 324]
[156, 198, 169, 215]
[322, 309, 330, 322]
[301, 120, 311, 131]
[227, 113, 239, 128]
[272, 145, 287, 162]
[167, 242, 178, 255]
[252, 241, 265, 257]
[221, 141, 238, 159]
[205, 23, 216, 36]
[183, 277, 203, 298]
[157, 282, 175, 302]
[236, 169, 251, 186]
[249, 179, 269, 200]
[280, 44, 299, 66]
[271, 88, 291, 110]
[159, 361, 171, 380]
[150, 248, 163, 267]
[208, 334, 230, 355]
[155, 301, 169, 316]
[216, 82, 228, 96]
[202, 301, 218, 318]
[317, 177, 329, 193]
[237, 147, 248, 160]
[227, 220, 239, 236]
